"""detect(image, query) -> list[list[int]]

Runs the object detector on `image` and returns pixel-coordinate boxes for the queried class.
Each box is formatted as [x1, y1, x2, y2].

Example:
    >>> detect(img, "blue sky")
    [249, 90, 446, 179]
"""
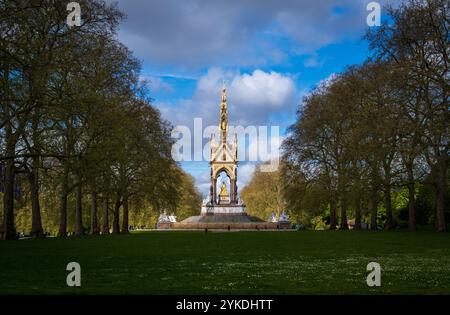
[109, 0, 399, 196]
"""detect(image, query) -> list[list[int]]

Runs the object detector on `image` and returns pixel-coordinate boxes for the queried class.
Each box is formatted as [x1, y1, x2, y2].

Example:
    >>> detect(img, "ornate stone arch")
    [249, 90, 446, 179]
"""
[210, 163, 238, 205]
[212, 165, 235, 181]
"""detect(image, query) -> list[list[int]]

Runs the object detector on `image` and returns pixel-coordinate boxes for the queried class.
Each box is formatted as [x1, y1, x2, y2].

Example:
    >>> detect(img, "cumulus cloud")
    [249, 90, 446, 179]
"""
[160, 68, 294, 171]
[108, 0, 400, 70]
[141, 75, 175, 94]
[158, 68, 297, 128]
[105, 0, 402, 194]
[237, 163, 257, 191]
[196, 169, 212, 197]
[160, 68, 290, 194]
[230, 70, 295, 109]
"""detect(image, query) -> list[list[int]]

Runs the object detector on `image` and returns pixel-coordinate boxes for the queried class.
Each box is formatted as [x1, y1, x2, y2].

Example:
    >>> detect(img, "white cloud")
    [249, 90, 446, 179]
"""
[230, 70, 295, 110]
[237, 163, 256, 191]
[108, 0, 393, 70]
[196, 169, 212, 198]
[141, 75, 174, 94]
[157, 68, 297, 128]
[159, 68, 292, 194]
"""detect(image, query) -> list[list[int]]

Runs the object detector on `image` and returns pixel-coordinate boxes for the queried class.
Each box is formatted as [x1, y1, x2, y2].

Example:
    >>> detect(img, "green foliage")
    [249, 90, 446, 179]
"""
[0, 1, 202, 237]
[241, 164, 284, 221]
[281, 0, 449, 231]
[310, 216, 327, 230]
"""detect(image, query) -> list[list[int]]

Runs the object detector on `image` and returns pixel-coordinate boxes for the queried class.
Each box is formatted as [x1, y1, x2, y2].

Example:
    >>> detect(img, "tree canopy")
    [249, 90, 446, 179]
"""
[0, 0, 201, 239]
[281, 0, 449, 232]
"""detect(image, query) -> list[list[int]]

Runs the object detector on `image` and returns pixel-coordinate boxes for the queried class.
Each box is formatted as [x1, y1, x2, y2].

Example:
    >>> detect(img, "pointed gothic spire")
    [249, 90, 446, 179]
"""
[219, 80, 228, 143]
[221, 80, 227, 105]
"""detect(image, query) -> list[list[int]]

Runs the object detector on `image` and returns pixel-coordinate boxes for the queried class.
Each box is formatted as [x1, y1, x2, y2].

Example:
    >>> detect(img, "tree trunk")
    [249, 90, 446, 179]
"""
[407, 181, 417, 232]
[329, 193, 337, 230]
[90, 192, 99, 235]
[435, 156, 448, 232]
[121, 197, 129, 234]
[112, 192, 121, 234]
[382, 160, 394, 230]
[369, 191, 378, 231]
[102, 195, 109, 234]
[384, 186, 394, 230]
[340, 195, 348, 230]
[29, 158, 44, 238]
[2, 69, 17, 241]
[74, 183, 84, 236]
[2, 154, 16, 240]
[354, 194, 362, 230]
[58, 164, 69, 237]
[405, 162, 417, 231]
[29, 101, 44, 238]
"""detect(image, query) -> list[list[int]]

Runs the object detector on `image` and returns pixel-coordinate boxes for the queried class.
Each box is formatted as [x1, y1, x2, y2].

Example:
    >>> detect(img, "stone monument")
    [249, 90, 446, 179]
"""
[171, 83, 277, 230]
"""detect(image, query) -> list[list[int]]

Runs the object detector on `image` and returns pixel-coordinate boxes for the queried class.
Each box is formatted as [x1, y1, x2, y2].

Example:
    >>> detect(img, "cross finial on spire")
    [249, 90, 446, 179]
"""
[219, 81, 228, 142]
[221, 80, 227, 104]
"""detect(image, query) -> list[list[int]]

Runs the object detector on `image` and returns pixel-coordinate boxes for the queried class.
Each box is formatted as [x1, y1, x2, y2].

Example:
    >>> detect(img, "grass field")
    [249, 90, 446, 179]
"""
[1, 230, 450, 294]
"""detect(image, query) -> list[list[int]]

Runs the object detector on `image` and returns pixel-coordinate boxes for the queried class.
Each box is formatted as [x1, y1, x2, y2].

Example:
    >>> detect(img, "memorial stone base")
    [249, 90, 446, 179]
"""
[171, 203, 277, 230]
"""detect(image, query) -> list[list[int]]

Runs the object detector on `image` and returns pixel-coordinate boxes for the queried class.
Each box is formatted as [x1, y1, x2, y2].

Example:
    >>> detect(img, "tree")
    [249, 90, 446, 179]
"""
[241, 163, 285, 221]
[0, 1, 198, 239]
[0, 0, 124, 239]
[366, 0, 449, 231]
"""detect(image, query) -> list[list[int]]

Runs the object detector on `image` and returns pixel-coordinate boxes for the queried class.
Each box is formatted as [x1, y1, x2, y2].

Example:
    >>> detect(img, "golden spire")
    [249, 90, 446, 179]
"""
[219, 80, 228, 142]
[221, 80, 227, 106]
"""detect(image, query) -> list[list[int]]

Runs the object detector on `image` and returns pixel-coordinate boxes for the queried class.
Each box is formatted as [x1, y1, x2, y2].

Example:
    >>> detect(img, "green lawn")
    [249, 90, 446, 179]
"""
[1, 230, 449, 294]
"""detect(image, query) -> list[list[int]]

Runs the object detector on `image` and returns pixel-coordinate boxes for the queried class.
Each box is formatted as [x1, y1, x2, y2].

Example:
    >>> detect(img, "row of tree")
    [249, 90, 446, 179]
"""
[0, 1, 200, 240]
[281, 0, 448, 231]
